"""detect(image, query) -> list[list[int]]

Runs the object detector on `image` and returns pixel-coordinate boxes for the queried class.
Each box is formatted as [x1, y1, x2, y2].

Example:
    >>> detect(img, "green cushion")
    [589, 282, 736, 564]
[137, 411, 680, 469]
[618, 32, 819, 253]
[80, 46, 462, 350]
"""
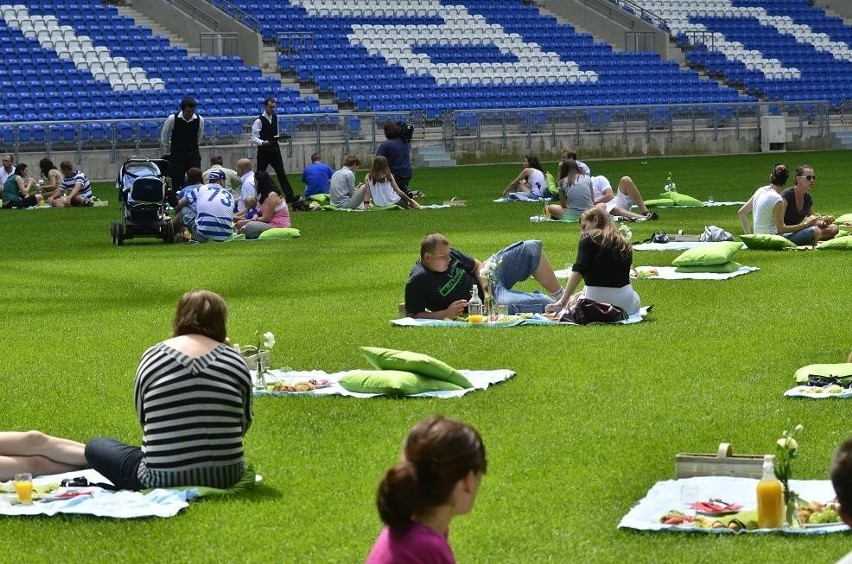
[665, 192, 704, 207]
[675, 261, 743, 274]
[794, 363, 852, 383]
[836, 230, 848, 238]
[834, 213, 852, 224]
[671, 242, 743, 266]
[545, 171, 558, 197]
[307, 194, 329, 204]
[338, 370, 464, 396]
[816, 235, 852, 250]
[257, 227, 301, 240]
[359, 347, 472, 388]
[739, 233, 795, 250]
[643, 198, 671, 208]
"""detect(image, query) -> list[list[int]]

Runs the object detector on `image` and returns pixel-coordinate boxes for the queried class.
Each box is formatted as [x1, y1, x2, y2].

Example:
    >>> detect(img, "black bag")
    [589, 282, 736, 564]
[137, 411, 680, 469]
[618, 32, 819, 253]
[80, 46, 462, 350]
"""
[398, 121, 414, 143]
[558, 298, 627, 325]
[641, 232, 669, 244]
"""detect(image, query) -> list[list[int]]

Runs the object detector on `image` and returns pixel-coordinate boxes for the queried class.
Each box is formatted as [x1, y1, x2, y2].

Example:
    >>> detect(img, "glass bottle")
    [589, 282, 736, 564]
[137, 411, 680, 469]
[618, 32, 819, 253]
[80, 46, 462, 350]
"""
[468, 285, 483, 317]
[756, 454, 784, 529]
[255, 353, 267, 392]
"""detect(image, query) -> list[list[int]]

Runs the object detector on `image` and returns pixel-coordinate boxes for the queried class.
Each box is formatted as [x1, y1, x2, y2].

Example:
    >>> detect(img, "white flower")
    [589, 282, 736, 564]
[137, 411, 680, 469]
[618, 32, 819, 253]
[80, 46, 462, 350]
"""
[480, 257, 503, 282]
[663, 172, 677, 192]
[263, 331, 276, 350]
[618, 223, 632, 240]
[795, 424, 804, 433]
[777, 436, 798, 451]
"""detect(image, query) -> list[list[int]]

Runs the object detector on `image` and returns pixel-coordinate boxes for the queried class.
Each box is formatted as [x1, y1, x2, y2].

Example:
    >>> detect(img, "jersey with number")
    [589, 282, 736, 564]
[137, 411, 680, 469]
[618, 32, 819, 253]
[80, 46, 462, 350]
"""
[187, 184, 234, 241]
[62, 170, 93, 200]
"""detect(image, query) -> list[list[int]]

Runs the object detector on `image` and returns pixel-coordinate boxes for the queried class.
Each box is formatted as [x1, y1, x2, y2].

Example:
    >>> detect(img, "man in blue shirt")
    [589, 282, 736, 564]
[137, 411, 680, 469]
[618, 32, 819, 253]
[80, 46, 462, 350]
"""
[301, 153, 333, 198]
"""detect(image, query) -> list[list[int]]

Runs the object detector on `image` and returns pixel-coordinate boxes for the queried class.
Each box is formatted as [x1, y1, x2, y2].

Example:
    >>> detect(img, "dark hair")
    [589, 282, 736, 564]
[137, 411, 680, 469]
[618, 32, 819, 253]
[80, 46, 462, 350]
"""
[59, 160, 74, 173]
[770, 164, 789, 186]
[39, 158, 56, 175]
[186, 167, 203, 185]
[831, 436, 852, 516]
[794, 164, 813, 178]
[368, 155, 391, 183]
[376, 416, 487, 528]
[383, 120, 401, 139]
[420, 233, 450, 258]
[210, 156, 224, 166]
[14, 163, 27, 176]
[180, 97, 196, 110]
[254, 170, 280, 204]
[264, 96, 277, 106]
[524, 154, 543, 172]
[172, 290, 228, 342]
[343, 154, 361, 167]
[558, 159, 581, 183]
[310, 152, 321, 163]
[562, 148, 578, 161]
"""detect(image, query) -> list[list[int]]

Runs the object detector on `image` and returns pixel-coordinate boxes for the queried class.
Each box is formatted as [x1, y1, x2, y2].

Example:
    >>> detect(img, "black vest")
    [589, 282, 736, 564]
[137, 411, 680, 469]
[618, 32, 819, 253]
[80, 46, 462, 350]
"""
[171, 112, 200, 156]
[258, 113, 278, 152]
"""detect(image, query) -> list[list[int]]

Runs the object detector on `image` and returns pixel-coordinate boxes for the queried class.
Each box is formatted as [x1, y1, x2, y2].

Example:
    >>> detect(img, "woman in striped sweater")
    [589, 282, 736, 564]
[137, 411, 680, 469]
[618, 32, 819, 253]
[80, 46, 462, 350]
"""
[85, 290, 253, 490]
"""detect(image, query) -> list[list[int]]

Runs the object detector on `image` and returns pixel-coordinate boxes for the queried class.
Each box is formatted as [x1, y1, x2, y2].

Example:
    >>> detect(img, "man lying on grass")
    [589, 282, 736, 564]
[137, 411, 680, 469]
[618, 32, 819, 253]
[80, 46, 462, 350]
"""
[404, 233, 563, 318]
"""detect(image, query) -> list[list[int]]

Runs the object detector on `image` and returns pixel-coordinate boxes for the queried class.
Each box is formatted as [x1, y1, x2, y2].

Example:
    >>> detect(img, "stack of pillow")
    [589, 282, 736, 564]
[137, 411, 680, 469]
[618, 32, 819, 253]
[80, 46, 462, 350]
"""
[643, 192, 705, 208]
[739, 233, 796, 250]
[339, 347, 472, 396]
[671, 241, 743, 273]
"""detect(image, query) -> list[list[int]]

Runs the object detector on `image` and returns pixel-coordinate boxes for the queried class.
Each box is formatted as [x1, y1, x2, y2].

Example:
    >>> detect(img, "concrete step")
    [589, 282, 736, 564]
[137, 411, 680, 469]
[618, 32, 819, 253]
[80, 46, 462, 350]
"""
[116, 5, 197, 56]
[415, 145, 457, 167]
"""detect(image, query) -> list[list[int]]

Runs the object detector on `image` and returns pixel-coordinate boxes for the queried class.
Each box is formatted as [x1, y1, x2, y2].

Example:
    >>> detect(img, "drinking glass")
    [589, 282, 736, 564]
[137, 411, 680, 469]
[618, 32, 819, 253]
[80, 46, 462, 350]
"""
[15, 473, 33, 505]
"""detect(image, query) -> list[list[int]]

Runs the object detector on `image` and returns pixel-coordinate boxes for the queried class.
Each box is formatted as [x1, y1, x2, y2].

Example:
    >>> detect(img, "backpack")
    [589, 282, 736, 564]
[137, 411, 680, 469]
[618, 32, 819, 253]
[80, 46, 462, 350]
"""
[699, 225, 735, 242]
[557, 298, 627, 325]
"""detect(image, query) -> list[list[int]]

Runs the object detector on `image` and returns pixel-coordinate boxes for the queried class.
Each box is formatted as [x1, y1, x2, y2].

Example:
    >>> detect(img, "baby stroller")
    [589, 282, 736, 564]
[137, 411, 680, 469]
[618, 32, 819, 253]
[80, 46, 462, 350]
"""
[111, 157, 174, 245]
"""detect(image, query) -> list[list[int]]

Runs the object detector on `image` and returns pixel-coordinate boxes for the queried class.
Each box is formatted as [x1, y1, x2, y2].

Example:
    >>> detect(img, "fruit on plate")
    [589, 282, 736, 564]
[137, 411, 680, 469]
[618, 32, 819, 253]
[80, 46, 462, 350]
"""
[798, 500, 842, 525]
[267, 379, 332, 393]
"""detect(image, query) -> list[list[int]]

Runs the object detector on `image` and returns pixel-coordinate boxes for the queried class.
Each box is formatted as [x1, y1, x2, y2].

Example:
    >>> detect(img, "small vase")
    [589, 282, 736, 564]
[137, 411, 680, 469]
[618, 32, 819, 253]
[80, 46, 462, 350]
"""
[784, 486, 800, 528]
[255, 352, 267, 391]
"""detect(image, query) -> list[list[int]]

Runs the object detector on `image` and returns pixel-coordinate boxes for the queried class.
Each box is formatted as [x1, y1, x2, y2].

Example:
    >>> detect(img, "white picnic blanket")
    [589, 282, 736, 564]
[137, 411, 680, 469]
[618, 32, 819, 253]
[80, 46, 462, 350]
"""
[642, 201, 746, 208]
[633, 242, 745, 251]
[391, 308, 650, 328]
[0, 469, 190, 518]
[255, 369, 516, 398]
[619, 476, 846, 534]
[494, 194, 550, 202]
[630, 266, 758, 280]
[784, 385, 852, 399]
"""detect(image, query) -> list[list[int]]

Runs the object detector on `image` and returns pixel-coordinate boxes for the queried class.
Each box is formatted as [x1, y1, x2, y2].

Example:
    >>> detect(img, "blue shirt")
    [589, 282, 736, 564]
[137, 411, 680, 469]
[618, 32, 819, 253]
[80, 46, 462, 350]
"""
[376, 138, 412, 178]
[302, 162, 333, 197]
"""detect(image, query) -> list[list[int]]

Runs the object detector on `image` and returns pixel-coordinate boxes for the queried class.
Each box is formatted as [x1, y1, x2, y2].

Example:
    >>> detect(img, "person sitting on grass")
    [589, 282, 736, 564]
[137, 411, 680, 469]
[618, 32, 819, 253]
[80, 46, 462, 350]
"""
[37, 158, 63, 200]
[85, 290, 252, 490]
[561, 148, 591, 175]
[176, 169, 235, 243]
[330, 154, 367, 210]
[738, 164, 823, 245]
[781, 165, 838, 242]
[2, 163, 44, 209]
[235, 171, 291, 239]
[501, 154, 548, 198]
[52, 161, 94, 207]
[405, 233, 563, 318]
[591, 174, 658, 221]
[172, 167, 205, 241]
[546, 159, 594, 221]
[0, 431, 87, 480]
[545, 207, 641, 316]
[364, 156, 420, 209]
[302, 152, 333, 199]
[366, 416, 487, 564]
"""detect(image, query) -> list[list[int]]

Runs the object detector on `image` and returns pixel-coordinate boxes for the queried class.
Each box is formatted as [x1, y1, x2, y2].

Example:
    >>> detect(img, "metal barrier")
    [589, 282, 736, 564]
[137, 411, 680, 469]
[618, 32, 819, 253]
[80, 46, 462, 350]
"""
[200, 32, 239, 56]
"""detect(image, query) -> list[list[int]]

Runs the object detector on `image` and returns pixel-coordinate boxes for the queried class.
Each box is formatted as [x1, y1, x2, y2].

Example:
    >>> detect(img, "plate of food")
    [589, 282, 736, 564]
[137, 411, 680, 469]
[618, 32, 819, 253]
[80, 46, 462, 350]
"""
[265, 379, 333, 394]
[690, 499, 743, 516]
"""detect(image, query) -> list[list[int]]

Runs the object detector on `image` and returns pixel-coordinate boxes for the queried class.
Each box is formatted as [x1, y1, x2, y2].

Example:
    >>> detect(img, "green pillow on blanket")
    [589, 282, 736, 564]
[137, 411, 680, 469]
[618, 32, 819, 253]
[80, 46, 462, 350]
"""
[834, 213, 852, 224]
[339, 370, 465, 396]
[816, 235, 852, 250]
[794, 363, 852, 383]
[257, 227, 301, 240]
[656, 192, 704, 207]
[740, 233, 795, 250]
[360, 347, 472, 388]
[671, 242, 742, 266]
[307, 194, 329, 204]
[674, 261, 743, 274]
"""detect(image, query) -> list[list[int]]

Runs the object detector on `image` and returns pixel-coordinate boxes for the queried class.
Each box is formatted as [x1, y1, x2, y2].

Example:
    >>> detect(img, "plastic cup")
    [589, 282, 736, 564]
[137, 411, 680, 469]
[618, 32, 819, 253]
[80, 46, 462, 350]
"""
[681, 484, 699, 517]
[15, 473, 33, 505]
[707, 195, 715, 204]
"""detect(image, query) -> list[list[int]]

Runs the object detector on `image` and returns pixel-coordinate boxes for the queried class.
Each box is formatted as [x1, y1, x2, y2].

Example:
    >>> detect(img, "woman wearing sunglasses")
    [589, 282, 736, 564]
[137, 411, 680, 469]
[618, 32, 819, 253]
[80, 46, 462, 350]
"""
[781, 165, 839, 241]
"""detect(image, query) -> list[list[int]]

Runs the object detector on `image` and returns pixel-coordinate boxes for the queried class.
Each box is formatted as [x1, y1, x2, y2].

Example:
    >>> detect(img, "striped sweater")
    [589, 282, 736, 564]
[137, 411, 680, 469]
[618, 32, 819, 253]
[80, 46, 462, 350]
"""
[134, 342, 253, 488]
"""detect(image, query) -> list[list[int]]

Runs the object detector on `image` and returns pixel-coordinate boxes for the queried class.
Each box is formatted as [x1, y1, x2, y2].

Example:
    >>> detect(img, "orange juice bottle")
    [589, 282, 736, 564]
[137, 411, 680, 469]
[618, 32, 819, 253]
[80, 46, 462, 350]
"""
[756, 455, 784, 528]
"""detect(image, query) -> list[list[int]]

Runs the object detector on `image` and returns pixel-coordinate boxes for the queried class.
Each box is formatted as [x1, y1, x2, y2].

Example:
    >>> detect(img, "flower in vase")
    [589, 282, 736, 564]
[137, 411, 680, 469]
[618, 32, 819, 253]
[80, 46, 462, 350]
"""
[618, 223, 632, 241]
[663, 172, 677, 192]
[262, 331, 276, 350]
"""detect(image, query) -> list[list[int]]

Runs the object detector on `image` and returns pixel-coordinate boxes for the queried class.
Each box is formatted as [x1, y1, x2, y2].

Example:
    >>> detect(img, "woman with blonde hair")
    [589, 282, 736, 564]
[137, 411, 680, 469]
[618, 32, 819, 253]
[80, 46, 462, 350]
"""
[367, 416, 487, 563]
[364, 155, 419, 209]
[85, 290, 253, 490]
[546, 207, 641, 315]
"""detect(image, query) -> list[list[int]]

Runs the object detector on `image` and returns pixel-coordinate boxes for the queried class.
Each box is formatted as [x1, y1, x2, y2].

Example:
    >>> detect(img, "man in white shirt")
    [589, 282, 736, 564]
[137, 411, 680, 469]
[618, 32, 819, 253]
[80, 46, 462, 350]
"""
[235, 158, 256, 214]
[160, 97, 204, 197]
[180, 169, 235, 243]
[591, 175, 657, 220]
[250, 96, 298, 203]
[0, 154, 14, 186]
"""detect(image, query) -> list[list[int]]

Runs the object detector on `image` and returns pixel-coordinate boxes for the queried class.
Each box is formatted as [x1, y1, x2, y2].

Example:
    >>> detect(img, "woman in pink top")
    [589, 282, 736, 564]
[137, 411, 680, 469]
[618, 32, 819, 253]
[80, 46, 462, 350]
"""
[235, 171, 291, 239]
[366, 416, 487, 564]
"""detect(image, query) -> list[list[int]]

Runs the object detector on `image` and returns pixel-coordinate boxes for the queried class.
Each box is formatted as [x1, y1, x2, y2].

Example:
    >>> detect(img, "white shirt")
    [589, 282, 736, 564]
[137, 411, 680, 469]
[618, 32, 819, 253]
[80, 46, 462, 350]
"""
[250, 112, 275, 147]
[202, 165, 241, 190]
[591, 175, 611, 200]
[160, 112, 204, 149]
[577, 160, 591, 175]
[238, 170, 256, 212]
[752, 185, 782, 235]
[0, 165, 13, 187]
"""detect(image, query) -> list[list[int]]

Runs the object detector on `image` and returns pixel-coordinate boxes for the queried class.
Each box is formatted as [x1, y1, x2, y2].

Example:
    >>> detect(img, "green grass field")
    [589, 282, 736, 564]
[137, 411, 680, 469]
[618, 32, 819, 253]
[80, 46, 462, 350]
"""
[1, 150, 850, 562]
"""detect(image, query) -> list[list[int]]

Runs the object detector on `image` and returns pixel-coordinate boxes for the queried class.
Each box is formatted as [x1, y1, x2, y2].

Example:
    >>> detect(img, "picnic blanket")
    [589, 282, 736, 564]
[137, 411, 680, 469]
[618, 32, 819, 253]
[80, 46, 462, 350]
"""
[322, 204, 452, 211]
[785, 385, 852, 399]
[626, 266, 759, 280]
[641, 201, 746, 208]
[255, 368, 515, 398]
[494, 194, 550, 202]
[633, 242, 745, 251]
[619, 476, 846, 534]
[390, 307, 650, 328]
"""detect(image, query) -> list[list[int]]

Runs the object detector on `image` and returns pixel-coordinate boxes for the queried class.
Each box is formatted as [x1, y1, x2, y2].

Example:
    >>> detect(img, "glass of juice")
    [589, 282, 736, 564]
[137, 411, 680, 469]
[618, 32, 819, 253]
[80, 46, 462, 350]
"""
[15, 473, 33, 505]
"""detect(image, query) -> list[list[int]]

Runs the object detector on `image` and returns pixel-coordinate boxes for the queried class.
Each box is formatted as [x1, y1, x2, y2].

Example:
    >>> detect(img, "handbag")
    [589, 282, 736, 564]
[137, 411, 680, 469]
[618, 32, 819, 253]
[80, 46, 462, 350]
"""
[558, 298, 627, 324]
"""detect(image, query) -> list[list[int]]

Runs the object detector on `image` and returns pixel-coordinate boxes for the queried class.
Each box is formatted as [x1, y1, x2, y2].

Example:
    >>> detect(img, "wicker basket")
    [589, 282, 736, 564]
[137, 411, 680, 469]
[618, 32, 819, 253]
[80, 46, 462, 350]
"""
[675, 443, 766, 479]
[241, 350, 270, 371]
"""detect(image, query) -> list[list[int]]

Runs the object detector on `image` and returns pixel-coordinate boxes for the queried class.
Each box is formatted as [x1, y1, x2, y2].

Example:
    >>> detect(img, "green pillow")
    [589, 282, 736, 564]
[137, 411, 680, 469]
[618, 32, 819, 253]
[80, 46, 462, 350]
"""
[307, 194, 330, 204]
[643, 198, 671, 208]
[257, 227, 301, 240]
[675, 261, 743, 274]
[665, 192, 705, 207]
[816, 235, 852, 250]
[794, 363, 852, 383]
[834, 213, 852, 224]
[739, 233, 796, 250]
[671, 242, 742, 266]
[359, 347, 472, 388]
[338, 370, 464, 396]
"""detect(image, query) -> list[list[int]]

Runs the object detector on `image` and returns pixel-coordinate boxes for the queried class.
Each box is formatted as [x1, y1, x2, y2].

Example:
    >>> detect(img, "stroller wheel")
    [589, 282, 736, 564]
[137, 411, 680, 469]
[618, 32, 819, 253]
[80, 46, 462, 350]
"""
[112, 222, 125, 246]
[163, 221, 175, 244]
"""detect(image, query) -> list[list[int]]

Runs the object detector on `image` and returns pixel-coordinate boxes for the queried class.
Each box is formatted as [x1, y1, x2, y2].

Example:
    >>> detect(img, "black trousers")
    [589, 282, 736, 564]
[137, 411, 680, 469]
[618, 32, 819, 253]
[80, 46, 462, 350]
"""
[256, 148, 297, 202]
[168, 152, 201, 192]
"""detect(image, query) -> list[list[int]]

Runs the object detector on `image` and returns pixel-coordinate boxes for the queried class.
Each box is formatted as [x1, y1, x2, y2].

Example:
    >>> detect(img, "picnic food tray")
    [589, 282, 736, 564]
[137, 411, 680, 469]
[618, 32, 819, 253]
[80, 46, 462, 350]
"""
[675, 443, 766, 479]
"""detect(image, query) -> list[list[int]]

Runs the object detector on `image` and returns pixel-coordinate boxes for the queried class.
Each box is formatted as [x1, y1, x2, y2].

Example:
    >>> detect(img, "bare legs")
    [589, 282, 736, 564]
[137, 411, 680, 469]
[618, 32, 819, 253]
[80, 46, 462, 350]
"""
[617, 176, 650, 214]
[532, 250, 562, 295]
[0, 431, 88, 480]
[601, 203, 645, 221]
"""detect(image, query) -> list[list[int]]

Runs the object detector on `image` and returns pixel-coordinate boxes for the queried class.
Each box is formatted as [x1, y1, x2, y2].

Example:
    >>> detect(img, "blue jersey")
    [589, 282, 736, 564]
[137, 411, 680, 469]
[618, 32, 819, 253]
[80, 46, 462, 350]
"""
[187, 184, 234, 241]
[62, 170, 93, 199]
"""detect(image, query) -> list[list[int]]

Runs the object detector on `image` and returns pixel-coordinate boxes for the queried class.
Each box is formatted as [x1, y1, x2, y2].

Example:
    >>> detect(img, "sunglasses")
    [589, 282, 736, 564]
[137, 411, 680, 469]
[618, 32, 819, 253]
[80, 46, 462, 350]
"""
[798, 175, 816, 181]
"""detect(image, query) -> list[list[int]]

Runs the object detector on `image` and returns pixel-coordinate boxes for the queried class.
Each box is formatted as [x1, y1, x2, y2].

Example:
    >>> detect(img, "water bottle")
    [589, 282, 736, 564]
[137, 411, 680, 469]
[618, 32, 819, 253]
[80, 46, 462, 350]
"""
[468, 285, 483, 317]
